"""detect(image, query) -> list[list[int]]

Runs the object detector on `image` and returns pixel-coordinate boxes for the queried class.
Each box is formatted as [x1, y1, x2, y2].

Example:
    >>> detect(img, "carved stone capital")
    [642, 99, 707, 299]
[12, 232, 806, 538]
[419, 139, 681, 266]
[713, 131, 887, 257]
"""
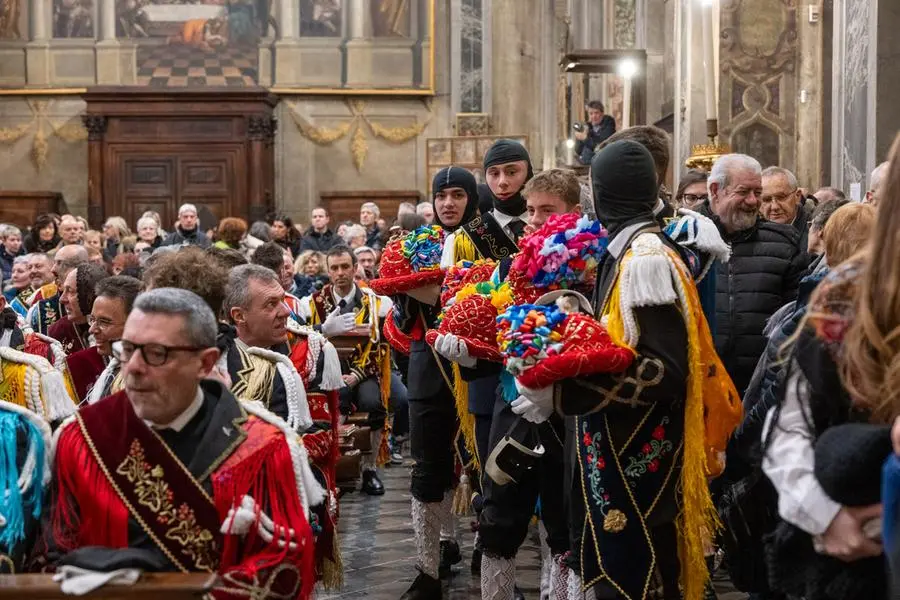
[82, 115, 108, 141]
[247, 115, 278, 142]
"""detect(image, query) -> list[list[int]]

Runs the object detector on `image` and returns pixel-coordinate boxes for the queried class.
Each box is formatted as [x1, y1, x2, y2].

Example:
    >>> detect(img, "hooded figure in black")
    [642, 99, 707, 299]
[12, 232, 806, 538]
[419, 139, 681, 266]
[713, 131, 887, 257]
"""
[431, 166, 480, 232]
[391, 166, 481, 600]
[545, 140, 693, 599]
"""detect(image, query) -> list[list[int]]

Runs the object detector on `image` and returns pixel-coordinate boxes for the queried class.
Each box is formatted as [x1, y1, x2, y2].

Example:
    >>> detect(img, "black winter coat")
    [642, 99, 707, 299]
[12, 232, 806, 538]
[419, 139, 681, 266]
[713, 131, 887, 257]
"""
[702, 206, 807, 396]
[299, 228, 338, 253]
[162, 226, 211, 249]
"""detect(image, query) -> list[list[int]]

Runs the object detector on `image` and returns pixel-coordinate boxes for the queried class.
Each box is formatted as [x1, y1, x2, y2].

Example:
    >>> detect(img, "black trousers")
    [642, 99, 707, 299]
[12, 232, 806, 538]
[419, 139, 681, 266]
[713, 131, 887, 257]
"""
[338, 371, 408, 431]
[478, 396, 569, 559]
[408, 387, 457, 503]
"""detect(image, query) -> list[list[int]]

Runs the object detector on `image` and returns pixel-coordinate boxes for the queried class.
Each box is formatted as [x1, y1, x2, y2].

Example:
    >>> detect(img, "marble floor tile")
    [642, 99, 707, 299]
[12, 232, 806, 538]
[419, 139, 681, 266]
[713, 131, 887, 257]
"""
[317, 461, 747, 600]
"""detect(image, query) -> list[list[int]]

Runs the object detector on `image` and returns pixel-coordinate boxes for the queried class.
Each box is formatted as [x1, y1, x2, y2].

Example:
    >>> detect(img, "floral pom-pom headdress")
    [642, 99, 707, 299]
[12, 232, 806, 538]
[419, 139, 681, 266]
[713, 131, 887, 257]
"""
[425, 280, 514, 362]
[508, 214, 608, 303]
[439, 259, 497, 307]
[496, 295, 633, 390]
[369, 225, 446, 296]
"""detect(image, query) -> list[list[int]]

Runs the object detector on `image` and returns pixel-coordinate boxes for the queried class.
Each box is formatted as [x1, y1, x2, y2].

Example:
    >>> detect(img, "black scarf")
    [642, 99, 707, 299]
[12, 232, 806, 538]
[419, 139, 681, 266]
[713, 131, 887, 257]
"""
[482, 139, 533, 217]
[590, 140, 660, 239]
[431, 166, 480, 232]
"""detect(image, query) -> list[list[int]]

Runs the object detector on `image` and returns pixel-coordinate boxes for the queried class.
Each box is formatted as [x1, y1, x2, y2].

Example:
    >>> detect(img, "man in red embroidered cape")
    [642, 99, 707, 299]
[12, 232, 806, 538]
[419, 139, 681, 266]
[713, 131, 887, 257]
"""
[45, 288, 322, 599]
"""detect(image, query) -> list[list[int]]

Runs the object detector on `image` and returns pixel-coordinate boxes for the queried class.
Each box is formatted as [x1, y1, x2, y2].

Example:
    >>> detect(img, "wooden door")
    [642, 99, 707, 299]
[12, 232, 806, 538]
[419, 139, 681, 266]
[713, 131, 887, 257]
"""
[108, 145, 245, 229]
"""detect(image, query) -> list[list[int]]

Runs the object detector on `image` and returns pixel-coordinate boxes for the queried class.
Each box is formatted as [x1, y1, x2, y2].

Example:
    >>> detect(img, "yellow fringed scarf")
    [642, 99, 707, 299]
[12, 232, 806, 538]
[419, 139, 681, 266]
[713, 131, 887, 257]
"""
[603, 241, 741, 600]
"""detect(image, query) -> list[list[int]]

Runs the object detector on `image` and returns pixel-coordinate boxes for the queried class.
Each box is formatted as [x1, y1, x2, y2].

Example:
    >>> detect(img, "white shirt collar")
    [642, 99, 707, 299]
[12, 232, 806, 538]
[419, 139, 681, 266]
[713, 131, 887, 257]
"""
[332, 284, 357, 308]
[144, 388, 204, 432]
[608, 221, 654, 258]
[492, 210, 527, 230]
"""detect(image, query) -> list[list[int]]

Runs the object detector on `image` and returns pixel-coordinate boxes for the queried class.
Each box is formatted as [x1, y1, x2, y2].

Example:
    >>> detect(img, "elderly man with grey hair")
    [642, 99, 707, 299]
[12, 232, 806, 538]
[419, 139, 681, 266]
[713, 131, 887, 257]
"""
[701, 154, 807, 397]
[46, 287, 323, 591]
[760, 165, 814, 251]
[162, 203, 210, 249]
[360, 201, 384, 251]
[865, 161, 889, 206]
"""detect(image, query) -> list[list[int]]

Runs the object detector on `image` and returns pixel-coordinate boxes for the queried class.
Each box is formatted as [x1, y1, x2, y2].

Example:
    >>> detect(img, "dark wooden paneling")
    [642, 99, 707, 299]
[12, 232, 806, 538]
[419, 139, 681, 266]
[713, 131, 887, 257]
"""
[83, 87, 277, 229]
[0, 192, 67, 229]
[320, 190, 422, 225]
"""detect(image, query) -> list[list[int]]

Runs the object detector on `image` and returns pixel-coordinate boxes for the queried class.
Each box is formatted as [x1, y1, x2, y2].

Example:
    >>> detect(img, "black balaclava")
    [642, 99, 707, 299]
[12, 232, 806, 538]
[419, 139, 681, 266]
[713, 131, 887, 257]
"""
[432, 167, 480, 232]
[590, 140, 659, 239]
[482, 139, 533, 217]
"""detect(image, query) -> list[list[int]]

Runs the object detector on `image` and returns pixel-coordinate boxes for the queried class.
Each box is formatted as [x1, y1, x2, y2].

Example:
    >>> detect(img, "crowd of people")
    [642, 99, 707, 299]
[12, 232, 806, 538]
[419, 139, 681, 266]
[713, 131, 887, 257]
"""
[0, 121, 897, 600]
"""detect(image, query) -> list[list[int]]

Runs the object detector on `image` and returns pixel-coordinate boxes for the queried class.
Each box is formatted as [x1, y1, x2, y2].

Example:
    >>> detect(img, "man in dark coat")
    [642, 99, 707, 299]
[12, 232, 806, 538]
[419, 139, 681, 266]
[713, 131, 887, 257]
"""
[701, 155, 807, 397]
[760, 166, 813, 255]
[574, 100, 616, 165]
[162, 203, 211, 249]
[300, 206, 339, 252]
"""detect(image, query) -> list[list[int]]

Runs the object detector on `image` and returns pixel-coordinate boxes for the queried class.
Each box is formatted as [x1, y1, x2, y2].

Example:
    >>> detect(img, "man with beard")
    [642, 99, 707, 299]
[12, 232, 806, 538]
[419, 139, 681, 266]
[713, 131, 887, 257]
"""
[701, 154, 806, 397]
[378, 167, 479, 600]
[66, 276, 142, 404]
[27, 245, 88, 334]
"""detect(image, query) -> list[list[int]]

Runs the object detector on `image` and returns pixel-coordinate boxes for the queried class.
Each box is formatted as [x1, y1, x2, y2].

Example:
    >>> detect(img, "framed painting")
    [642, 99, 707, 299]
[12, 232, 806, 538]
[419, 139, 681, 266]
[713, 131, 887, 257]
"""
[0, 0, 435, 95]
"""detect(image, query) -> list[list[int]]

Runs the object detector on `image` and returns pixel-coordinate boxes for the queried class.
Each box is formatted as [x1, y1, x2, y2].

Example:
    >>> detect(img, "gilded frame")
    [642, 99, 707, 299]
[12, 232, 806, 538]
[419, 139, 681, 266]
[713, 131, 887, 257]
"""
[0, 0, 435, 96]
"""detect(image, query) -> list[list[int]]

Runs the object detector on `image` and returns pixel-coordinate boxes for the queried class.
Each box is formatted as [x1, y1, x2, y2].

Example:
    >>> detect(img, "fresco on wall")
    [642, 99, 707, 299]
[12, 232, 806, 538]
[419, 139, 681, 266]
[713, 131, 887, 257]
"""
[300, 0, 342, 36]
[0, 0, 24, 39]
[4, 0, 433, 91]
[53, 0, 95, 38]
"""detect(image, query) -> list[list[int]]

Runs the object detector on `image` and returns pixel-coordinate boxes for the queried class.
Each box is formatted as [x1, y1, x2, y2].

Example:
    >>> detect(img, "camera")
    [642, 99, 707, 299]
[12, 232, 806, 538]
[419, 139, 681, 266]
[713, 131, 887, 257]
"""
[572, 122, 584, 132]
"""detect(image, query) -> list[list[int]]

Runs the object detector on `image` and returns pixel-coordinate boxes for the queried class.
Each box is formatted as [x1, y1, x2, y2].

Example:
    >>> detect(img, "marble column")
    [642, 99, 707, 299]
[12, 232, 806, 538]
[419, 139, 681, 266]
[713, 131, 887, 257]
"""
[671, 0, 710, 185]
[345, 0, 374, 87]
[26, 0, 51, 85]
[491, 0, 545, 164]
[96, 0, 123, 85]
[273, 0, 303, 86]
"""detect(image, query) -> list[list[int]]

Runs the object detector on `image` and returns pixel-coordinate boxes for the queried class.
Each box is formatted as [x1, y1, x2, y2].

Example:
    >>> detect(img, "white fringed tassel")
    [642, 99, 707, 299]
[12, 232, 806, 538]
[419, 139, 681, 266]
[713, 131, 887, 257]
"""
[241, 401, 326, 517]
[676, 208, 731, 263]
[318, 340, 345, 391]
[40, 367, 76, 421]
[621, 235, 677, 308]
[245, 346, 312, 432]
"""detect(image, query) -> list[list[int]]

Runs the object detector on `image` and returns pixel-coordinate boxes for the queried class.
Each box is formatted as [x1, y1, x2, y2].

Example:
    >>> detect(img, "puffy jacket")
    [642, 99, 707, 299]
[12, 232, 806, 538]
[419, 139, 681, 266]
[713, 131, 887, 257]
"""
[731, 255, 828, 471]
[701, 205, 807, 395]
[162, 226, 211, 249]
[299, 228, 338, 253]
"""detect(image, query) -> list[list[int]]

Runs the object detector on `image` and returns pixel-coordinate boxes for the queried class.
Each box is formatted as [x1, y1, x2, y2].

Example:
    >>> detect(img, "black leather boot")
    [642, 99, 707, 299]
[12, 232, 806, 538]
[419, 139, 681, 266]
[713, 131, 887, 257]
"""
[399, 571, 442, 599]
[438, 539, 461, 578]
[361, 468, 385, 496]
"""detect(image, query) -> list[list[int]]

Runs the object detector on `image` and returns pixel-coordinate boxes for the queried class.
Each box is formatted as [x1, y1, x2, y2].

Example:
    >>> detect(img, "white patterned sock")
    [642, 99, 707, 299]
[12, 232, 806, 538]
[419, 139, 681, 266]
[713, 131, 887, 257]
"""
[411, 498, 441, 579]
[480, 554, 516, 600]
[550, 553, 570, 599]
[439, 488, 456, 542]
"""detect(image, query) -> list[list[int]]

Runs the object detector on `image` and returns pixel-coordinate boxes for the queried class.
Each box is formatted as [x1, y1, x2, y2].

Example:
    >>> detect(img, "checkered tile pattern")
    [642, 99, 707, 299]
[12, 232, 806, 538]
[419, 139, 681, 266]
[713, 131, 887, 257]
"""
[136, 44, 258, 87]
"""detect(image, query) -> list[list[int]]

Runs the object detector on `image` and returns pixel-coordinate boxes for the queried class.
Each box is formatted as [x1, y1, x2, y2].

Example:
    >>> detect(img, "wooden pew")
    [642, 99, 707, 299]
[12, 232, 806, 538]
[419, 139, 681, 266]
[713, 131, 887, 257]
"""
[0, 572, 216, 599]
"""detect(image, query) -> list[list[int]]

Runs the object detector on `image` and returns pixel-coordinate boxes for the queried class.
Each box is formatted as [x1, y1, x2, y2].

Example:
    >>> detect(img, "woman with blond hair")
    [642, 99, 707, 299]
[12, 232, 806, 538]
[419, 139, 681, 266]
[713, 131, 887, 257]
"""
[102, 216, 131, 262]
[760, 139, 900, 600]
[292, 249, 329, 298]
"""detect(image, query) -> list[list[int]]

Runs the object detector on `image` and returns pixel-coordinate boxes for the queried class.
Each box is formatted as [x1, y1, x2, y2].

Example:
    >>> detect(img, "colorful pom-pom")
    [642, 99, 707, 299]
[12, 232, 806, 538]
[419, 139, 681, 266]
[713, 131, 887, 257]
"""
[496, 303, 569, 376]
[402, 225, 445, 272]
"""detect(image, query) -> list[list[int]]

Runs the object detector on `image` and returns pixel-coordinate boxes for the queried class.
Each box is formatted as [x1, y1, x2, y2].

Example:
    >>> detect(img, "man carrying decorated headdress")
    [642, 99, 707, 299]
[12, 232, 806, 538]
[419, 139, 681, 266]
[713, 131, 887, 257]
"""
[436, 140, 533, 581]
[511, 140, 742, 600]
[296, 244, 403, 497]
[370, 166, 479, 600]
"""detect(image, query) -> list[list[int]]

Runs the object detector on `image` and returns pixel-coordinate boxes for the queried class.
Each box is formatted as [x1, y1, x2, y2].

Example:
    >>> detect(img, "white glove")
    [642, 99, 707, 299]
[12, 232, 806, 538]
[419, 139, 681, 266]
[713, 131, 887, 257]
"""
[433, 333, 476, 367]
[514, 380, 554, 410]
[510, 395, 553, 423]
[321, 307, 357, 337]
[53, 566, 141, 595]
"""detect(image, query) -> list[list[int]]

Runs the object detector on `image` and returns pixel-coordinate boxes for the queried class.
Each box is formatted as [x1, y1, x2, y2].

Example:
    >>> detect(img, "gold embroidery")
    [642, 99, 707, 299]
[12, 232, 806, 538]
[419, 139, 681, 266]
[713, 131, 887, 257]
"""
[116, 440, 218, 571]
[573, 357, 665, 410]
[603, 509, 627, 533]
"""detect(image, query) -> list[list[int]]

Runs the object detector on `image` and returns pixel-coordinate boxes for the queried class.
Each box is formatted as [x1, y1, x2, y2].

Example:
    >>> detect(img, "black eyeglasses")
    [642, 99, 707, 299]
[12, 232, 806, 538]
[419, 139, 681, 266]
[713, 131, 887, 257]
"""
[680, 193, 709, 204]
[112, 340, 205, 367]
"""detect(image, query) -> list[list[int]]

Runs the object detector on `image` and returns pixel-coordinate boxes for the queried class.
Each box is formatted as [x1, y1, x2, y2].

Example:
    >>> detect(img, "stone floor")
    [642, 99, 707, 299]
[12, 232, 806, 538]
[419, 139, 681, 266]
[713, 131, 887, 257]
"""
[318, 461, 748, 600]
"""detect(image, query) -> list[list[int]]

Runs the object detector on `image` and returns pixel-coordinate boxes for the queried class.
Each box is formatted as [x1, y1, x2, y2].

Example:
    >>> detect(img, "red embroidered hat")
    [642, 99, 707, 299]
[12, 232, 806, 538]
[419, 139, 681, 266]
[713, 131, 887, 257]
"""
[497, 295, 635, 389]
[368, 226, 446, 296]
[425, 294, 503, 362]
[439, 260, 497, 306]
